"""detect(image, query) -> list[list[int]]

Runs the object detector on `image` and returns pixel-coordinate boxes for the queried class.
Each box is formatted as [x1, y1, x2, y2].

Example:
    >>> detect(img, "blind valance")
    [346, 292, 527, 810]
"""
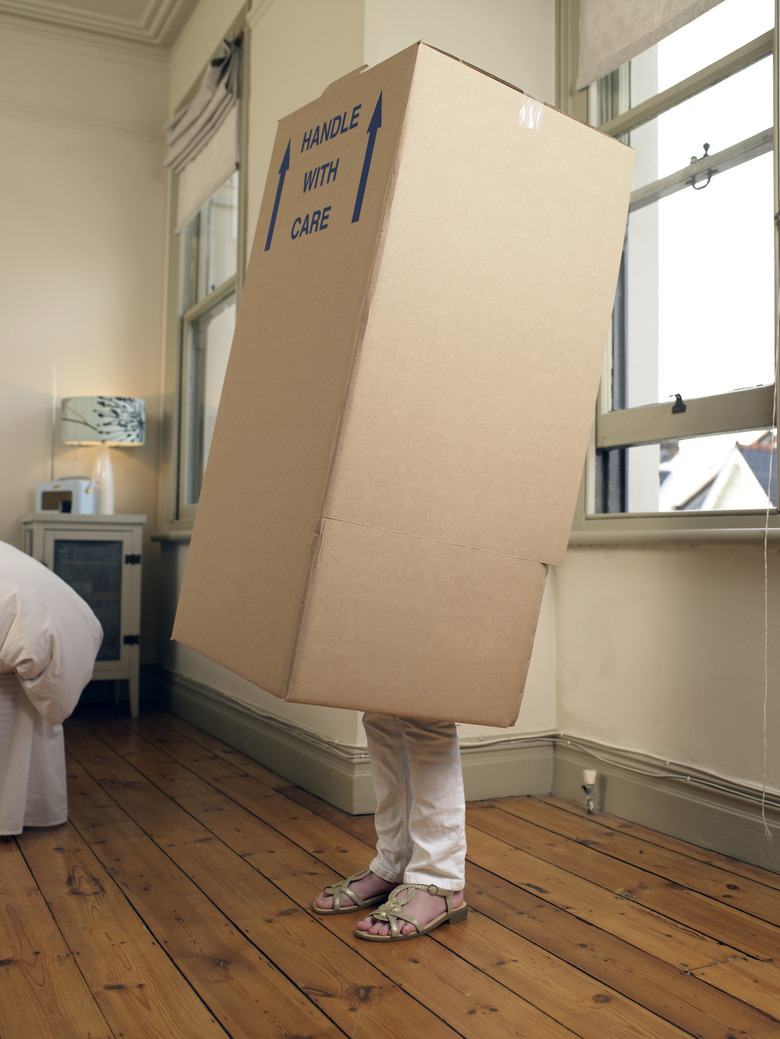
[576, 0, 725, 89]
[164, 35, 242, 230]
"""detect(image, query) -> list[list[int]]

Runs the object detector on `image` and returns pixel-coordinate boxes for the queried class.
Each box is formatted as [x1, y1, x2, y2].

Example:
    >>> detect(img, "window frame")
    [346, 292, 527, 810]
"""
[177, 273, 238, 523]
[158, 21, 248, 538]
[557, 0, 780, 541]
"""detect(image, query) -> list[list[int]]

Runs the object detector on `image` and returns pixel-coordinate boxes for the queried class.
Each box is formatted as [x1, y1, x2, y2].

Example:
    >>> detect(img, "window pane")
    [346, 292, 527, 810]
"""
[199, 171, 238, 297]
[630, 56, 772, 192]
[622, 152, 774, 410]
[628, 0, 773, 110]
[600, 431, 777, 513]
[590, 2, 777, 522]
[177, 168, 239, 520]
[180, 172, 238, 311]
[182, 294, 236, 507]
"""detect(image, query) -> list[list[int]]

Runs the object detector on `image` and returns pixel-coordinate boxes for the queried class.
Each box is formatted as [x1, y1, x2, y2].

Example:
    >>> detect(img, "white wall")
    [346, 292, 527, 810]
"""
[0, 21, 168, 651]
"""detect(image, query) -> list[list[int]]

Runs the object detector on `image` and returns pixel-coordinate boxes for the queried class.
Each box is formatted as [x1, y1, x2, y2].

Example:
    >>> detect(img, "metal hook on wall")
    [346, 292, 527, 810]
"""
[688, 143, 715, 190]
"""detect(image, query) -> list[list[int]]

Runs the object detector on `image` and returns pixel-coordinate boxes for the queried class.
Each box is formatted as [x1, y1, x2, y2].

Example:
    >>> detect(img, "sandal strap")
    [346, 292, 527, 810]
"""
[323, 867, 372, 911]
[372, 883, 454, 937]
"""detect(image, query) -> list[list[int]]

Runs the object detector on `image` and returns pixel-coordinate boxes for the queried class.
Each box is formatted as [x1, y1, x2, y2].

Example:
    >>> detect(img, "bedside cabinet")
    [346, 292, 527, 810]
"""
[21, 513, 146, 718]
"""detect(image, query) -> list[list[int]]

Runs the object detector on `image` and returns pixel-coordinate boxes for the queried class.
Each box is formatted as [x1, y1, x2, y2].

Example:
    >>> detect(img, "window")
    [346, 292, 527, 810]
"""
[160, 26, 244, 532]
[177, 173, 239, 519]
[579, 0, 777, 522]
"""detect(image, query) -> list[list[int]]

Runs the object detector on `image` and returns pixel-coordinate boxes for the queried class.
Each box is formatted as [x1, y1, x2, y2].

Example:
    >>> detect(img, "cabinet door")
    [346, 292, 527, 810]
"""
[44, 530, 135, 670]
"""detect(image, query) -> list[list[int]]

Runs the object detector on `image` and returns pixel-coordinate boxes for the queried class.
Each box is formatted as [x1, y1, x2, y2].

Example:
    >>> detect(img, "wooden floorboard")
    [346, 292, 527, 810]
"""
[2, 708, 778, 1039]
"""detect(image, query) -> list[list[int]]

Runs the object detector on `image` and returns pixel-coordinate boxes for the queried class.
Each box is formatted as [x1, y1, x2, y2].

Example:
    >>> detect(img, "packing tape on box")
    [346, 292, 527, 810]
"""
[518, 97, 544, 132]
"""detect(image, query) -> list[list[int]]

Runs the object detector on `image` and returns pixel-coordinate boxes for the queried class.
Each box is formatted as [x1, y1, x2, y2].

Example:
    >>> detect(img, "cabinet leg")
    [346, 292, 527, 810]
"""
[129, 672, 139, 719]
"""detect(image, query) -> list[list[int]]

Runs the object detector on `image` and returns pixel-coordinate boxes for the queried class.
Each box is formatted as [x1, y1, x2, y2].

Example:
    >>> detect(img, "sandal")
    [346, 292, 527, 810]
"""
[354, 883, 468, 941]
[311, 868, 394, 915]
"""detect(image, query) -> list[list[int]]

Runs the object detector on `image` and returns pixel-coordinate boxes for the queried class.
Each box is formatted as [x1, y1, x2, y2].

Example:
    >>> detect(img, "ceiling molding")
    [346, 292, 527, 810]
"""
[0, 0, 200, 48]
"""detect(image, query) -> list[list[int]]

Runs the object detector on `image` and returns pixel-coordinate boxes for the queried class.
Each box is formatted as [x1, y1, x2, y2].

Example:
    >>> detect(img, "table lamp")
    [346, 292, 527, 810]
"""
[61, 396, 145, 514]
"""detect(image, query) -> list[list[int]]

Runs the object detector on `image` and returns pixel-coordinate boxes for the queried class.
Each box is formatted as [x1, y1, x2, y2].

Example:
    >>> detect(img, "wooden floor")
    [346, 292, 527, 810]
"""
[2, 710, 779, 1039]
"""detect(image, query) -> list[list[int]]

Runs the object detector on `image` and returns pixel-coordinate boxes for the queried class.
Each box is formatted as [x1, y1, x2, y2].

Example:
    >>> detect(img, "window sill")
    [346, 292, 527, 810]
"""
[151, 528, 193, 544]
[569, 511, 780, 547]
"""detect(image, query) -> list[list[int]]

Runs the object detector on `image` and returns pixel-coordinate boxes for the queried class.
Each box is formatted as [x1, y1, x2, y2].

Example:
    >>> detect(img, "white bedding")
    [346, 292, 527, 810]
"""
[0, 540, 102, 834]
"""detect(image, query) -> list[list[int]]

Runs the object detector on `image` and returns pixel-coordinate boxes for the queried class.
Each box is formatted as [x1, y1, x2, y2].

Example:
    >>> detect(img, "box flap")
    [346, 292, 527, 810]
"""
[323, 64, 369, 94]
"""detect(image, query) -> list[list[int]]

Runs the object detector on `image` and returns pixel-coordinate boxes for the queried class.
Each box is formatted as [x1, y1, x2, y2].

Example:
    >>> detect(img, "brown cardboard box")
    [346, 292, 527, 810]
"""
[173, 43, 634, 727]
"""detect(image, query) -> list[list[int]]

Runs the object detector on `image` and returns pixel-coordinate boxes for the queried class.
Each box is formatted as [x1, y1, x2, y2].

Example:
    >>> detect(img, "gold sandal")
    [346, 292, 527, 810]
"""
[311, 868, 394, 915]
[354, 883, 468, 941]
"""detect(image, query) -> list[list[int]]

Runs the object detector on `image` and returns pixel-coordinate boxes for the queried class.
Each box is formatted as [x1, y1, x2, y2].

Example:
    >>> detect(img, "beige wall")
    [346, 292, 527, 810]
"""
[159, 0, 368, 746]
[0, 20, 168, 650]
[245, 0, 366, 251]
[363, 0, 555, 96]
[557, 544, 780, 792]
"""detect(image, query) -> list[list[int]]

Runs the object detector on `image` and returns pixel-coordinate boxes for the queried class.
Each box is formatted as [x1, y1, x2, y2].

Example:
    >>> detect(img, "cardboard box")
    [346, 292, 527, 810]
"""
[173, 43, 634, 727]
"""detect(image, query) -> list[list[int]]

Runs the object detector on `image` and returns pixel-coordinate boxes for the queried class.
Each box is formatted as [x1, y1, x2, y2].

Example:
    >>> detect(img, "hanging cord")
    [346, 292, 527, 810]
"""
[761, 285, 779, 842]
[50, 364, 57, 481]
[762, 466, 773, 842]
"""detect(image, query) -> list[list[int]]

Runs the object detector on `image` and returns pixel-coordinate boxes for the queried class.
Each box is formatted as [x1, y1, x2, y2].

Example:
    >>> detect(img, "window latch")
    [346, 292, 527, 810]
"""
[688, 143, 715, 191]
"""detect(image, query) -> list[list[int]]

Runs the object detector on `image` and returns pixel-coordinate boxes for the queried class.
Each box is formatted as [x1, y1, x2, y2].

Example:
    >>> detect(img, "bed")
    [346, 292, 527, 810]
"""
[0, 540, 102, 835]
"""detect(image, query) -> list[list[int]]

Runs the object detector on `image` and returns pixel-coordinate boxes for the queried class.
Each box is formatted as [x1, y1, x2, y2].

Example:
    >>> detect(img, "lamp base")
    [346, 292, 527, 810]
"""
[93, 444, 115, 515]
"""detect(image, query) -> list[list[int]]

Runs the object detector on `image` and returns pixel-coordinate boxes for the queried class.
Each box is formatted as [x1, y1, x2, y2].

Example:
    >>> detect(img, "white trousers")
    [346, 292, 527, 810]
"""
[363, 713, 466, 891]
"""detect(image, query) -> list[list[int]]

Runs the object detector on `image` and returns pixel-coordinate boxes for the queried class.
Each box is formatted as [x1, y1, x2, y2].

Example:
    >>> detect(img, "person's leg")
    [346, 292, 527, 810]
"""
[402, 717, 466, 889]
[364, 712, 414, 883]
[356, 717, 467, 938]
[312, 711, 406, 912]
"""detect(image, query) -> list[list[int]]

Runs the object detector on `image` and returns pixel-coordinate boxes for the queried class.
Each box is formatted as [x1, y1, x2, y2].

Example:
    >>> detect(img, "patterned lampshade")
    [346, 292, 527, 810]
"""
[61, 396, 145, 446]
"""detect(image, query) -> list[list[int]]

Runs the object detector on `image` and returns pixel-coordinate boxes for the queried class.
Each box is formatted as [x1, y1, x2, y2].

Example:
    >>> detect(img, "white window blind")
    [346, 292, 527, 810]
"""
[164, 36, 242, 231]
[576, 0, 725, 89]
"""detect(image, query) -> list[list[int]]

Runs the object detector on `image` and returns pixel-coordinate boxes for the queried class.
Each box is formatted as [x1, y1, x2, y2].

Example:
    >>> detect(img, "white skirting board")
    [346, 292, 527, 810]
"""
[150, 668, 779, 873]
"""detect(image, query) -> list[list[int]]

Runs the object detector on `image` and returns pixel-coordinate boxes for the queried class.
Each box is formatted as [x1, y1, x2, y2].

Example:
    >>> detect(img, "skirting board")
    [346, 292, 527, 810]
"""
[151, 668, 780, 872]
[151, 668, 553, 813]
[553, 738, 780, 874]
